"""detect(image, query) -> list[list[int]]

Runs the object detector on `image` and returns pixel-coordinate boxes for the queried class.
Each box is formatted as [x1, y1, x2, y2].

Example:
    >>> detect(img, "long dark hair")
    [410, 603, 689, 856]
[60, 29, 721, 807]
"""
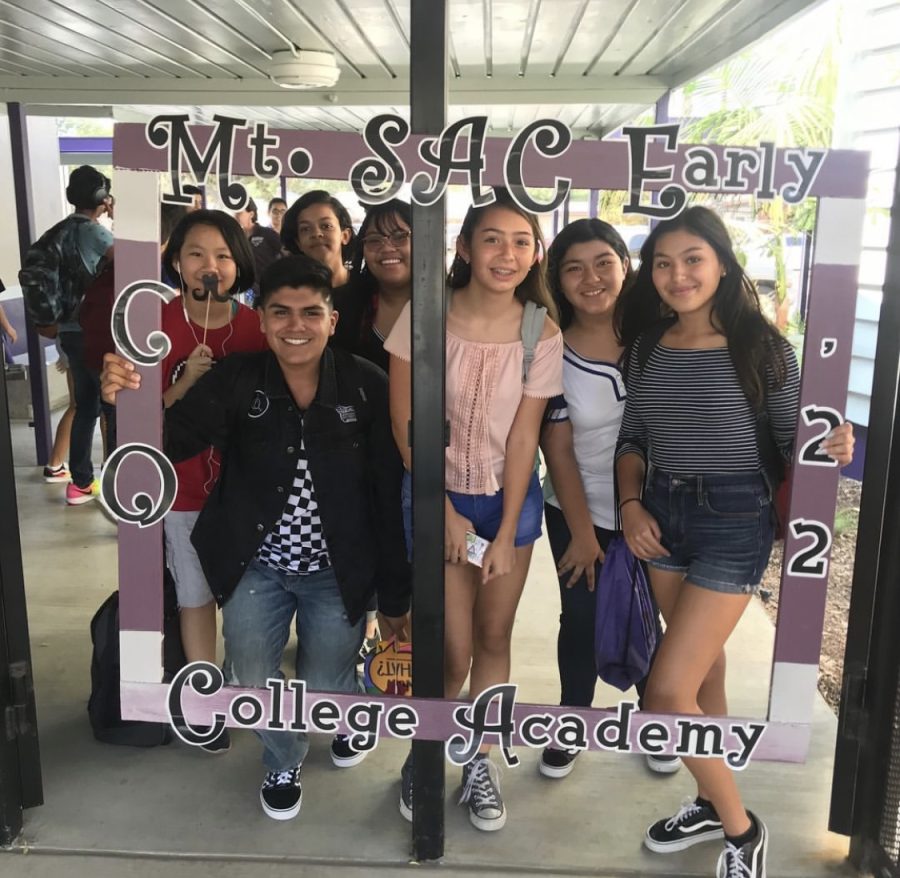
[447, 188, 557, 323]
[616, 205, 787, 409]
[280, 189, 355, 262]
[547, 218, 635, 333]
[161, 209, 256, 297]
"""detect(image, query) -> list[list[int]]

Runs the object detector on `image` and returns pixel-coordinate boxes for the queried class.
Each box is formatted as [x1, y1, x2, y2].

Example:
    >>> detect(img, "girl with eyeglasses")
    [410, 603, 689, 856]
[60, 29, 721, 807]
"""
[340, 199, 412, 370]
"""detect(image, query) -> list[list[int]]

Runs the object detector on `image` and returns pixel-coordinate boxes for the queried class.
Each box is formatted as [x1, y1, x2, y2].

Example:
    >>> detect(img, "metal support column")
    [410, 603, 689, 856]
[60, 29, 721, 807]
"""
[830, 134, 900, 871]
[8, 103, 52, 464]
[409, 0, 447, 862]
[0, 336, 44, 845]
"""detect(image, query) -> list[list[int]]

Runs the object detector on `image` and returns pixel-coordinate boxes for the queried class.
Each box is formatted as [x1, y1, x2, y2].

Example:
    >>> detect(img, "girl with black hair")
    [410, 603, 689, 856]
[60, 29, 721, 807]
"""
[615, 206, 853, 877]
[280, 190, 355, 288]
[338, 199, 413, 663]
[539, 218, 680, 779]
[338, 198, 412, 370]
[156, 211, 267, 750]
[386, 189, 563, 831]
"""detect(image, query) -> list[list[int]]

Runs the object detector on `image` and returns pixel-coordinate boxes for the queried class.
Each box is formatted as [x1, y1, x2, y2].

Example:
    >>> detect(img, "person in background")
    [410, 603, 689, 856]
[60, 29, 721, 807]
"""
[0, 299, 16, 365]
[160, 203, 190, 287]
[235, 198, 283, 301]
[339, 199, 414, 669]
[55, 165, 115, 506]
[42, 342, 76, 482]
[280, 190, 354, 289]
[268, 197, 287, 235]
[340, 199, 411, 371]
[183, 184, 204, 212]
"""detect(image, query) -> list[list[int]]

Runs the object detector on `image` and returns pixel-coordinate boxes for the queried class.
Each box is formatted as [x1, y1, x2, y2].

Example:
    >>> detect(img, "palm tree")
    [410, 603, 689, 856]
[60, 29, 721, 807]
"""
[675, 3, 841, 319]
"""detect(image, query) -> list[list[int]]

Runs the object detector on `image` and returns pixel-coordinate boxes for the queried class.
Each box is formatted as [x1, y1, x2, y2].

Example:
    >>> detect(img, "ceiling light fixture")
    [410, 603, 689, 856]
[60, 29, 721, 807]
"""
[266, 49, 340, 90]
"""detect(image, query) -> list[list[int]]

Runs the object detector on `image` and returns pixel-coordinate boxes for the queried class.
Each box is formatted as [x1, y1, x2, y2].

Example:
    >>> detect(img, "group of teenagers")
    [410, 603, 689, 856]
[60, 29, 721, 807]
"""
[100, 185, 854, 878]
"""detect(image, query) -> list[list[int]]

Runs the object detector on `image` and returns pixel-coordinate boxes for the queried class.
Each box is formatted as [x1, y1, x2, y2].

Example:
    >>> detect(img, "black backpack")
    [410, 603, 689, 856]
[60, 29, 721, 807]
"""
[87, 570, 186, 747]
[19, 214, 95, 326]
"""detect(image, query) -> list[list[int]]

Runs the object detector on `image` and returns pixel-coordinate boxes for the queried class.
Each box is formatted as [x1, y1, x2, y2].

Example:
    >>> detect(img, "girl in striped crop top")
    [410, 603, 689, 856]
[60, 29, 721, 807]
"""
[615, 206, 854, 876]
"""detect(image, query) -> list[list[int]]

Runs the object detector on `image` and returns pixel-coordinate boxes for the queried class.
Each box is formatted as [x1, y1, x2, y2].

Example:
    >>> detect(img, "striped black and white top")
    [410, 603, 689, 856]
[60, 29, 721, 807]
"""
[616, 341, 800, 474]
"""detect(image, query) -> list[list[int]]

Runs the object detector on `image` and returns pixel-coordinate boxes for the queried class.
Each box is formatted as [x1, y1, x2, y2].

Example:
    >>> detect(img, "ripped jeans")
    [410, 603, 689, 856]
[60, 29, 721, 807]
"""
[222, 560, 363, 770]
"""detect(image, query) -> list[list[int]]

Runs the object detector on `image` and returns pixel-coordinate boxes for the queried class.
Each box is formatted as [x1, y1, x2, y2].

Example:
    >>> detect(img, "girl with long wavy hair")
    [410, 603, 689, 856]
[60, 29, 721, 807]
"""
[385, 188, 562, 831]
[615, 205, 853, 877]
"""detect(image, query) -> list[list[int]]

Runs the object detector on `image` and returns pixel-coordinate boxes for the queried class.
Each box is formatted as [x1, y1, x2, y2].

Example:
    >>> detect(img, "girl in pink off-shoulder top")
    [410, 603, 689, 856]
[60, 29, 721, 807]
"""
[385, 188, 563, 831]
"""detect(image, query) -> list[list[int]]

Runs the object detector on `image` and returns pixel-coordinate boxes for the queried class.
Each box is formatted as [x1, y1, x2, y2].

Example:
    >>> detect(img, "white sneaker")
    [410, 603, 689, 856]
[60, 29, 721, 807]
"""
[646, 753, 682, 774]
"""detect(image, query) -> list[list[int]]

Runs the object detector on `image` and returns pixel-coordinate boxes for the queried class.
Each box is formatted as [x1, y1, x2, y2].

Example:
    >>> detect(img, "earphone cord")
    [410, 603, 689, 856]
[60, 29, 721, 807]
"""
[177, 267, 234, 494]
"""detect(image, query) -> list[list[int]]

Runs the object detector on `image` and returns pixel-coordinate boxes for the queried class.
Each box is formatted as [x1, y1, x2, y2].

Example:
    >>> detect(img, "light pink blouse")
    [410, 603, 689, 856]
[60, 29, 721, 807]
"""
[384, 300, 563, 495]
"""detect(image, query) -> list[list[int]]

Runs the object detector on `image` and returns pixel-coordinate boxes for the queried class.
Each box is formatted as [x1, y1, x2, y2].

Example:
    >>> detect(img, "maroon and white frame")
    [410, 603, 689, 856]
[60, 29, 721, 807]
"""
[108, 121, 869, 764]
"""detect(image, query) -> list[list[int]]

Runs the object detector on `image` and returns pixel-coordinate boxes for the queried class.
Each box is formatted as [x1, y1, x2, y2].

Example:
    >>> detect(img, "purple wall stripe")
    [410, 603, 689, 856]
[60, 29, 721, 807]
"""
[59, 136, 113, 154]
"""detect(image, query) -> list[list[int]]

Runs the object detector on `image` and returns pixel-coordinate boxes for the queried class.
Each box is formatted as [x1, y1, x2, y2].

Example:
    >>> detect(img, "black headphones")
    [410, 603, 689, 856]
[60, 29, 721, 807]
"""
[92, 180, 110, 206]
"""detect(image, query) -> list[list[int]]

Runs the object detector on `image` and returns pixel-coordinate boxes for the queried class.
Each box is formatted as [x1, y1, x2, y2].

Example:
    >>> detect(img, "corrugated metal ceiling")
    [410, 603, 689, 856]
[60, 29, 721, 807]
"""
[0, 0, 824, 135]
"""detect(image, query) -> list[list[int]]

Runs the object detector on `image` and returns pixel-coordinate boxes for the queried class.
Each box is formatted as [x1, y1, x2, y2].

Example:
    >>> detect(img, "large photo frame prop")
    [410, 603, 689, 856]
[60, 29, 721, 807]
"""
[109, 118, 868, 765]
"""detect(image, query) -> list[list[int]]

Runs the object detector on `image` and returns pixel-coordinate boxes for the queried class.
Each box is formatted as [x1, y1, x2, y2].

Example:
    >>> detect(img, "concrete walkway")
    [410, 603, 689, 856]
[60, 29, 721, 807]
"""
[2, 416, 857, 878]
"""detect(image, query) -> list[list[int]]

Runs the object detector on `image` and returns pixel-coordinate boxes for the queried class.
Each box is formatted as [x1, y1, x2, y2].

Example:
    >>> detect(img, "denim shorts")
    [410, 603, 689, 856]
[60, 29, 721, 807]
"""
[402, 470, 543, 556]
[642, 468, 775, 595]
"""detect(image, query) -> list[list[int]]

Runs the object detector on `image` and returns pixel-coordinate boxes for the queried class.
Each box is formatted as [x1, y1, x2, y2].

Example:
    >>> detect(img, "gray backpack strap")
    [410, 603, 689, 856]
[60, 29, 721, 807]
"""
[520, 300, 547, 383]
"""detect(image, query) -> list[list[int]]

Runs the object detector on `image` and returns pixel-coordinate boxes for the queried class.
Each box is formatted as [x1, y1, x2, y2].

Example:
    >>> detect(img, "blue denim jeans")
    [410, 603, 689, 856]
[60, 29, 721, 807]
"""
[58, 330, 100, 488]
[57, 330, 116, 487]
[643, 468, 774, 594]
[222, 560, 364, 770]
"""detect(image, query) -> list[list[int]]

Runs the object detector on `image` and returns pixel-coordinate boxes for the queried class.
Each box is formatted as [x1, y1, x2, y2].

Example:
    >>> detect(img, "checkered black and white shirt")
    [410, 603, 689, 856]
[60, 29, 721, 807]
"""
[256, 437, 331, 574]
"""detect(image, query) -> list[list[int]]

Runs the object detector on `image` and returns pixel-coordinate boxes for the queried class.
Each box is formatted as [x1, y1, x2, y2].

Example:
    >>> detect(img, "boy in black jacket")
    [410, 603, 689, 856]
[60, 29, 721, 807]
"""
[103, 255, 410, 821]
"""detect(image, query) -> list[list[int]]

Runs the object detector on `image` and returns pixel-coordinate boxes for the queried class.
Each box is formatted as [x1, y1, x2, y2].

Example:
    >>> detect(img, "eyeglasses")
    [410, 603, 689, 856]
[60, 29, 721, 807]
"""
[362, 230, 412, 250]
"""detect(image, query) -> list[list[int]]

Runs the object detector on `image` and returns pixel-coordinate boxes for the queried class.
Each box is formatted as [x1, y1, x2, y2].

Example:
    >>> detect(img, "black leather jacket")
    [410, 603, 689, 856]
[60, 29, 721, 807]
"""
[164, 346, 410, 623]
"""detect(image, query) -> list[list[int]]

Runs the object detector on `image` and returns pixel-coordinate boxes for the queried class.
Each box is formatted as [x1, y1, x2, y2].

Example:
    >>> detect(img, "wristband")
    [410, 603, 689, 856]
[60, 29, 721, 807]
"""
[618, 497, 642, 511]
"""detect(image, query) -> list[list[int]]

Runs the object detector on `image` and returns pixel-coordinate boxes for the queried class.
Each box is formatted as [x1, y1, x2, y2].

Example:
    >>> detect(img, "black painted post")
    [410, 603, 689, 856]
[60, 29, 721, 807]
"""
[409, 0, 447, 862]
[833, 133, 900, 860]
[0, 327, 44, 845]
[8, 103, 52, 464]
